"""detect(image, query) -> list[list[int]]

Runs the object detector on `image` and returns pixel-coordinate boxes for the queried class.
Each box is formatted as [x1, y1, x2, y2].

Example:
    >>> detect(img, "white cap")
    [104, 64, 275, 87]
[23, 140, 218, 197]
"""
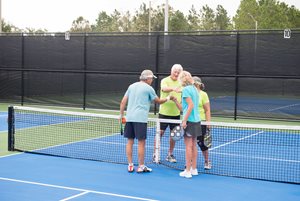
[140, 70, 157, 80]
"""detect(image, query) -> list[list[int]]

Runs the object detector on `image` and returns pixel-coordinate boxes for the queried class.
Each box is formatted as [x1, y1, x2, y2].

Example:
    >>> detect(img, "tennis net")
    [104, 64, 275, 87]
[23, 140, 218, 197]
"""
[8, 106, 300, 184]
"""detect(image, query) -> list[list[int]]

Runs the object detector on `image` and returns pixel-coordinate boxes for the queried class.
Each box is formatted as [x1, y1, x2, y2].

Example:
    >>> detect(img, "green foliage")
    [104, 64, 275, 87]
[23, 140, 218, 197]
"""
[91, 10, 125, 32]
[201, 5, 216, 30]
[70, 16, 92, 32]
[150, 4, 165, 31]
[2, 1, 299, 33]
[169, 10, 189, 31]
[187, 5, 201, 31]
[1, 19, 21, 32]
[215, 5, 231, 30]
[234, 0, 300, 30]
[233, 0, 259, 29]
[131, 3, 149, 32]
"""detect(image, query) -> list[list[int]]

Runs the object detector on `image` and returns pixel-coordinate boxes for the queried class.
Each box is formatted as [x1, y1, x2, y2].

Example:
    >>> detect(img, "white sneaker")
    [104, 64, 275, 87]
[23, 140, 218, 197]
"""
[179, 170, 192, 178]
[137, 165, 152, 173]
[166, 154, 177, 163]
[204, 161, 212, 170]
[190, 168, 198, 176]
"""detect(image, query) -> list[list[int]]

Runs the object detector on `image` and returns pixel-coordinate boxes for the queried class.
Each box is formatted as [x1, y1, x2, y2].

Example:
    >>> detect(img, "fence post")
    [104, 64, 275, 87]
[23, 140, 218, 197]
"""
[7, 106, 15, 151]
[83, 33, 87, 110]
[21, 33, 25, 106]
[234, 32, 240, 120]
[154, 34, 160, 115]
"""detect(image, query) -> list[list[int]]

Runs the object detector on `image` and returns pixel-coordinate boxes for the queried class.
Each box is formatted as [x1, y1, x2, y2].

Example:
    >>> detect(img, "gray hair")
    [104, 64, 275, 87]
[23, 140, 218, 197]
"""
[193, 76, 205, 90]
[171, 64, 183, 73]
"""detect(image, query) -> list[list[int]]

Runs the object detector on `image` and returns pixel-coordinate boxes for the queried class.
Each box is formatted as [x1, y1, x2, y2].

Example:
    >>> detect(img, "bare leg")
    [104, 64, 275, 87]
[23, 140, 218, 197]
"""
[169, 137, 175, 155]
[191, 137, 198, 169]
[126, 138, 134, 164]
[138, 139, 146, 166]
[202, 150, 209, 163]
[184, 136, 192, 171]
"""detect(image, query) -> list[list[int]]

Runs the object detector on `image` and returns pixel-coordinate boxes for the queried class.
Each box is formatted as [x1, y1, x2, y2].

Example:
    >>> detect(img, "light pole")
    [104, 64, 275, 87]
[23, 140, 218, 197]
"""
[164, 0, 168, 33]
[0, 0, 2, 33]
[149, 1, 151, 33]
[164, 0, 169, 49]
[248, 13, 258, 66]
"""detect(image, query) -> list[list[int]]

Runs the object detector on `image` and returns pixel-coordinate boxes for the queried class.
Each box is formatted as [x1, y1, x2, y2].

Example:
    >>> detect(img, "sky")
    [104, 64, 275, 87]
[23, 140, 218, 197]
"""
[2, 0, 300, 32]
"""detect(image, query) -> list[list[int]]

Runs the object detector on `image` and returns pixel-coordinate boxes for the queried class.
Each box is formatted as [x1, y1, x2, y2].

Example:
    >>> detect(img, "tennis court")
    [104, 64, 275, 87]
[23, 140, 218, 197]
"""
[0, 153, 299, 201]
[0, 106, 299, 200]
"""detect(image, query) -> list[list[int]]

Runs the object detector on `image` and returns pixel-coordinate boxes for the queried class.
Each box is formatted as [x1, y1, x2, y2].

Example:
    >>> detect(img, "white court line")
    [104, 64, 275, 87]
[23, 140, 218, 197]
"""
[210, 151, 300, 163]
[268, 103, 300, 112]
[210, 131, 265, 151]
[60, 191, 89, 201]
[0, 177, 159, 201]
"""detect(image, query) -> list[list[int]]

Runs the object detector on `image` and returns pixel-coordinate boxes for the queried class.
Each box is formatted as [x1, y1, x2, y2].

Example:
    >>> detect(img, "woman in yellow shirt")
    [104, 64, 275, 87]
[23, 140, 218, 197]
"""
[193, 76, 212, 170]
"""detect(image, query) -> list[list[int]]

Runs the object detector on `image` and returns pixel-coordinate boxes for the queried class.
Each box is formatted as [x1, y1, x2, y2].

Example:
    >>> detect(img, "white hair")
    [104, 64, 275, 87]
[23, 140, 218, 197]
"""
[171, 64, 183, 73]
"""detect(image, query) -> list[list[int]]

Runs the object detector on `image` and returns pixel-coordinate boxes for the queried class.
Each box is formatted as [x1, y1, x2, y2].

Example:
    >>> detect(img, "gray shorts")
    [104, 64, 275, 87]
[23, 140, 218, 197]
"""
[184, 121, 201, 138]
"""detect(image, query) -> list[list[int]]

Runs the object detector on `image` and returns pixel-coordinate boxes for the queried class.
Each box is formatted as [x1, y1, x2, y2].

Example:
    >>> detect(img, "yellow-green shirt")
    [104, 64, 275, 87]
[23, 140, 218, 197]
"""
[159, 76, 182, 116]
[198, 90, 209, 120]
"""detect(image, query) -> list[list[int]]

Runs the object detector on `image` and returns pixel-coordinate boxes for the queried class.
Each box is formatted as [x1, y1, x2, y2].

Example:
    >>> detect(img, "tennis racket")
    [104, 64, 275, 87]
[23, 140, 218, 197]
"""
[203, 127, 212, 148]
[170, 125, 184, 141]
[120, 117, 126, 135]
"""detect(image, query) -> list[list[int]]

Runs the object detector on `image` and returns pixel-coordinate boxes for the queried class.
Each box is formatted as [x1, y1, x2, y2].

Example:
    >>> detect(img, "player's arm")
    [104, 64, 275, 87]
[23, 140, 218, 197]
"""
[203, 93, 211, 127]
[171, 97, 182, 111]
[203, 102, 211, 128]
[154, 96, 170, 104]
[120, 95, 128, 118]
[161, 86, 182, 93]
[182, 97, 193, 129]
[203, 102, 211, 122]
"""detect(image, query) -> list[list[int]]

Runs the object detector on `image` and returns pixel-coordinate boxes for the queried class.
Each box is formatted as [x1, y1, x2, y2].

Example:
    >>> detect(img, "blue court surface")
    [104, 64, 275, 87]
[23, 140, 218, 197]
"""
[0, 153, 299, 201]
[1, 110, 300, 201]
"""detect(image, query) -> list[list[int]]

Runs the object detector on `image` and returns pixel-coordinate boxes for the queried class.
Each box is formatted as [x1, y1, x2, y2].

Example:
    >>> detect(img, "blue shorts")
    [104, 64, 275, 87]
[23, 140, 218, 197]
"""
[124, 122, 147, 140]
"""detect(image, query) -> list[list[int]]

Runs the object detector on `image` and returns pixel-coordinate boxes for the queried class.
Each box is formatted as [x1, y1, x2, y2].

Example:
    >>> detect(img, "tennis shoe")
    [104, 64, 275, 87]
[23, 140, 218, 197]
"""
[190, 168, 198, 176]
[128, 163, 134, 173]
[152, 154, 156, 163]
[179, 170, 192, 178]
[204, 161, 212, 170]
[137, 165, 152, 173]
[128, 164, 134, 172]
[166, 154, 177, 163]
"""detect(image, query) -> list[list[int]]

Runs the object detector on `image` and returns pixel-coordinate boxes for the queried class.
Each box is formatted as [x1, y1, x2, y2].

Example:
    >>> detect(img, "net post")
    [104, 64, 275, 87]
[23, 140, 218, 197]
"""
[154, 118, 160, 163]
[7, 106, 15, 151]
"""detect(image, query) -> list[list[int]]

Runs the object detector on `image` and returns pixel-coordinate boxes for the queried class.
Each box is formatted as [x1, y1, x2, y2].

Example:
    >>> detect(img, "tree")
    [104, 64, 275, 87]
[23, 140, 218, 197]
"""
[151, 4, 165, 31]
[70, 16, 91, 32]
[169, 10, 189, 31]
[233, 0, 259, 30]
[131, 3, 149, 32]
[23, 27, 47, 33]
[200, 5, 216, 30]
[215, 5, 231, 30]
[92, 11, 120, 32]
[187, 5, 201, 31]
[286, 5, 300, 28]
[1, 19, 21, 32]
[233, 0, 300, 30]
[118, 11, 132, 32]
